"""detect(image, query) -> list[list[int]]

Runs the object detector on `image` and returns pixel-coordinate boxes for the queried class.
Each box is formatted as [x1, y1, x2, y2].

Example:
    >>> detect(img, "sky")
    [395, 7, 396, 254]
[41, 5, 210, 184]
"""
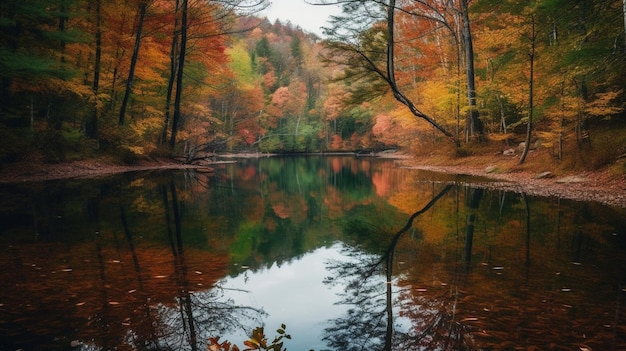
[261, 0, 342, 36]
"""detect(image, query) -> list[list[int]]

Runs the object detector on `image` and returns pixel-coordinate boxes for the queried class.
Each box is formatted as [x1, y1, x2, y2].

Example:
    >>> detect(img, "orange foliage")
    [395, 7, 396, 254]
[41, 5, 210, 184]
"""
[330, 134, 343, 150]
[263, 65, 278, 89]
[323, 85, 350, 121]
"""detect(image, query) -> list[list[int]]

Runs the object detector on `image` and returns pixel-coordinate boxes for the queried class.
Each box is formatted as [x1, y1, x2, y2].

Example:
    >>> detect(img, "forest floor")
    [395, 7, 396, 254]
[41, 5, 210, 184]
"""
[0, 151, 625, 208]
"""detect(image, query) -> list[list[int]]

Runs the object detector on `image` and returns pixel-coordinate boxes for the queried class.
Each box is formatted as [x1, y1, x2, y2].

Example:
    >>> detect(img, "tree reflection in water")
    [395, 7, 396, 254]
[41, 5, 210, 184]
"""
[0, 175, 265, 350]
[323, 184, 468, 350]
[2, 159, 624, 350]
[132, 180, 267, 351]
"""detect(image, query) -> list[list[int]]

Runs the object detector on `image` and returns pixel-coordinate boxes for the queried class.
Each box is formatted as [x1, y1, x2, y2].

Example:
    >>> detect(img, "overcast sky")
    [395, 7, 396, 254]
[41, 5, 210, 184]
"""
[261, 0, 341, 36]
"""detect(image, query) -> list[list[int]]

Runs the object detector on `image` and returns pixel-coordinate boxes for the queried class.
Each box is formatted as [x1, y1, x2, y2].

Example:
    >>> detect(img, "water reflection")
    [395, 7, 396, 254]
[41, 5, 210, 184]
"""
[0, 156, 625, 350]
[0, 173, 264, 350]
[323, 185, 454, 351]
[220, 245, 350, 351]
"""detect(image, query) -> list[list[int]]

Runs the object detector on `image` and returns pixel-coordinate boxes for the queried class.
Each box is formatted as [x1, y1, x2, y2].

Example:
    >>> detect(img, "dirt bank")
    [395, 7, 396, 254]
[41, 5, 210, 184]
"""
[395, 153, 626, 208]
[0, 157, 206, 183]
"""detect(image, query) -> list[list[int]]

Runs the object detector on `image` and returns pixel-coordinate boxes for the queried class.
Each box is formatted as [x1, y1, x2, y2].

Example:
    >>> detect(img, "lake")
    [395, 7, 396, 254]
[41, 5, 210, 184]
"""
[0, 156, 625, 350]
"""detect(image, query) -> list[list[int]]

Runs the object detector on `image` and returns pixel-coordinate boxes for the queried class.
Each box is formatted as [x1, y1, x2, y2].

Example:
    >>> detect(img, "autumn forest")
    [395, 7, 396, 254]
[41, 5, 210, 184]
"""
[1, 0, 625, 169]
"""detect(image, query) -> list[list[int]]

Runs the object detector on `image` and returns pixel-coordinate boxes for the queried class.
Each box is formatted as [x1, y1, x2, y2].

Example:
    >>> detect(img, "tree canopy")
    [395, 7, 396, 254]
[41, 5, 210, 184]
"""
[0, 0, 624, 170]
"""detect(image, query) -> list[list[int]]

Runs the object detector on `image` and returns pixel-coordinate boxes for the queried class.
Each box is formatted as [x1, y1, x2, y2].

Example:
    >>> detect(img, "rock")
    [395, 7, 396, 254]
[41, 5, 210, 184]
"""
[503, 148, 516, 156]
[485, 165, 499, 174]
[534, 171, 554, 179]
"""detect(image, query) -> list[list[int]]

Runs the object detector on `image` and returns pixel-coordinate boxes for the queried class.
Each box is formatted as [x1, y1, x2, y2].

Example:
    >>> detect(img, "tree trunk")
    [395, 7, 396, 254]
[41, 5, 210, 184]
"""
[170, 0, 188, 149]
[30, 95, 34, 132]
[522, 193, 531, 271]
[464, 187, 483, 272]
[519, 16, 536, 165]
[119, 0, 148, 126]
[623, 0, 626, 49]
[464, 213, 475, 270]
[456, 18, 462, 140]
[86, 0, 101, 139]
[294, 112, 301, 148]
[161, 0, 180, 144]
[387, 0, 459, 145]
[496, 94, 506, 133]
[57, 3, 67, 63]
[120, 205, 144, 289]
[460, 0, 483, 141]
[558, 116, 563, 160]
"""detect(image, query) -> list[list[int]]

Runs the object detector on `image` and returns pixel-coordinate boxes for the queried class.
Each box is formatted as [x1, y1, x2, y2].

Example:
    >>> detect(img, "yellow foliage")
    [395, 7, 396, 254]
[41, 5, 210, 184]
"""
[127, 145, 146, 155]
[585, 90, 624, 117]
[128, 115, 162, 152]
[488, 133, 514, 142]
[48, 78, 93, 99]
[142, 105, 165, 118]
[421, 80, 456, 116]
[544, 95, 579, 119]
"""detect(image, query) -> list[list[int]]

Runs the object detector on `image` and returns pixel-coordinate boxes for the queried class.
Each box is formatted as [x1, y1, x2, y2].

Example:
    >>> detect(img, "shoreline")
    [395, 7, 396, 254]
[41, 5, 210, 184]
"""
[405, 163, 626, 209]
[0, 153, 624, 208]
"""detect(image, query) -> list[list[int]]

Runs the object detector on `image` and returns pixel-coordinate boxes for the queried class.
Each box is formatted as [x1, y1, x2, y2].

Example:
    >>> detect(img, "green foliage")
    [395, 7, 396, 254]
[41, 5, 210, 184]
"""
[324, 26, 390, 104]
[0, 49, 75, 80]
[296, 123, 322, 151]
[228, 43, 258, 87]
[0, 0, 82, 81]
[243, 325, 291, 351]
[258, 136, 283, 153]
[338, 104, 374, 138]
[255, 37, 272, 60]
[183, 60, 210, 89]
[290, 35, 303, 67]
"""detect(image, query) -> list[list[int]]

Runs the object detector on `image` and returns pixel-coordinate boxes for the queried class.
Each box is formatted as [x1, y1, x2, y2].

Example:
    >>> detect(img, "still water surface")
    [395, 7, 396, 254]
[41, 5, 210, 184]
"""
[0, 156, 625, 350]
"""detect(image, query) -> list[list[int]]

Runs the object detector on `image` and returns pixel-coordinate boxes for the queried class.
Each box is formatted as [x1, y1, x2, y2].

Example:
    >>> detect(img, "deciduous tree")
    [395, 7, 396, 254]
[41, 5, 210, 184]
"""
[317, 0, 460, 145]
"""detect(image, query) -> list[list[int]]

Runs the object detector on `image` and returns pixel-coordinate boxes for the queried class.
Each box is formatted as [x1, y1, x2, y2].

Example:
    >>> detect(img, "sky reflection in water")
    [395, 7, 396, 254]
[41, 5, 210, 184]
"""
[221, 244, 351, 351]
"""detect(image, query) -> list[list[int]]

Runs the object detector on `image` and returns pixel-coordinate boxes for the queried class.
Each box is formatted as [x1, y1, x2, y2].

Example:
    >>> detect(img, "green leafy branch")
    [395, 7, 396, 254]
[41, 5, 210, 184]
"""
[208, 324, 292, 351]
